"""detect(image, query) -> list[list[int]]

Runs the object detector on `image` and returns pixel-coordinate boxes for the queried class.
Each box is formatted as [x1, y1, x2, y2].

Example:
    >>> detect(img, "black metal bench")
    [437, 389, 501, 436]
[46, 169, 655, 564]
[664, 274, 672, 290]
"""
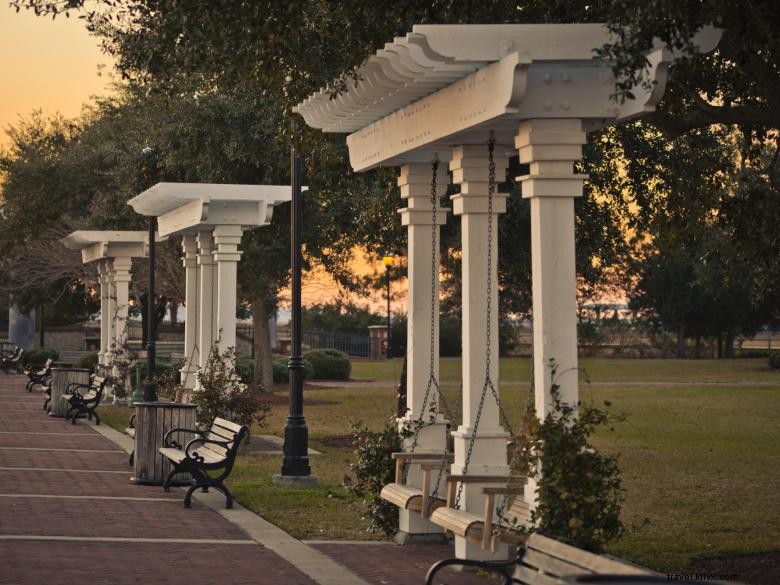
[62, 375, 107, 425]
[426, 533, 656, 585]
[25, 358, 53, 392]
[159, 417, 248, 509]
[1, 347, 23, 374]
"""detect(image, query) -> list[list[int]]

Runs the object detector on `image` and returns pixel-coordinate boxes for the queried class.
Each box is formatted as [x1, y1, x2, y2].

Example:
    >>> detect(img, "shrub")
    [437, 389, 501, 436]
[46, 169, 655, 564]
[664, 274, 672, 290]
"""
[74, 352, 99, 370]
[193, 342, 270, 431]
[235, 355, 255, 384]
[303, 349, 351, 380]
[517, 362, 625, 552]
[22, 347, 59, 367]
[769, 351, 780, 369]
[346, 416, 408, 535]
[272, 357, 314, 383]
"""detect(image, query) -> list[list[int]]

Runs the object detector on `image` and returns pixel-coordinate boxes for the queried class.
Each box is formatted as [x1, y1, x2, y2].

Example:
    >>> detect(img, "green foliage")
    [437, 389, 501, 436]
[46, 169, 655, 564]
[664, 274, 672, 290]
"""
[303, 349, 351, 380]
[235, 355, 255, 385]
[769, 352, 780, 370]
[518, 363, 625, 552]
[271, 357, 314, 384]
[345, 416, 406, 536]
[193, 342, 270, 430]
[74, 352, 99, 370]
[21, 347, 59, 367]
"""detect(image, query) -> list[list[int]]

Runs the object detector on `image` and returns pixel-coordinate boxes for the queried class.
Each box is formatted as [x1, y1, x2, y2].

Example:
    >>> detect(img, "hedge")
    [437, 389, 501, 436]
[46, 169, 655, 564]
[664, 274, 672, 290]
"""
[303, 349, 351, 380]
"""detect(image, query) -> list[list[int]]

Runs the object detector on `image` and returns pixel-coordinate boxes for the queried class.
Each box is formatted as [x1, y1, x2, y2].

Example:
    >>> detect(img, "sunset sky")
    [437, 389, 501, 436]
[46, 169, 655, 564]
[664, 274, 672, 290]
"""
[0, 4, 112, 146]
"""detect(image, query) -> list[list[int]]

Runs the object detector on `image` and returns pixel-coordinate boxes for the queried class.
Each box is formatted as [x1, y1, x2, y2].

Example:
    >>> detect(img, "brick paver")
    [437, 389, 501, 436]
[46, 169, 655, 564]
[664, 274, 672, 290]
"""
[0, 374, 321, 585]
[0, 541, 319, 585]
[312, 543, 496, 585]
[0, 372, 500, 585]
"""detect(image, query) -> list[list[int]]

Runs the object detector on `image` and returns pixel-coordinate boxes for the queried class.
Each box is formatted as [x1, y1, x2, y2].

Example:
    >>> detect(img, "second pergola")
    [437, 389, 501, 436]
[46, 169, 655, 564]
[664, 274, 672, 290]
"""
[128, 183, 291, 392]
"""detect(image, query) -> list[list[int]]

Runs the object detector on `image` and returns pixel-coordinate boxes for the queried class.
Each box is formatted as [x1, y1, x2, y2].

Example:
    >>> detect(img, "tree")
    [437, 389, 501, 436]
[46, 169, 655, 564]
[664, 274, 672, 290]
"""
[10, 0, 779, 352]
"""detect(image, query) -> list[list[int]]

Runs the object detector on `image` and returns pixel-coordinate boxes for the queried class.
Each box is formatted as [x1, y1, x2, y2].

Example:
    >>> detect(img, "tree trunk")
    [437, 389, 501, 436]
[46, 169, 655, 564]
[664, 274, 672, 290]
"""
[37, 304, 45, 348]
[725, 329, 736, 358]
[694, 331, 701, 359]
[252, 296, 274, 393]
[676, 324, 686, 359]
[717, 333, 723, 359]
[140, 293, 168, 347]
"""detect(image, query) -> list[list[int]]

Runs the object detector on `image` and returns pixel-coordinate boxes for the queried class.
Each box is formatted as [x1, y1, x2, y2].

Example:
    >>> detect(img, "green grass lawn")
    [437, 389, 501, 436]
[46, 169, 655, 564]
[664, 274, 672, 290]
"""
[101, 357, 780, 571]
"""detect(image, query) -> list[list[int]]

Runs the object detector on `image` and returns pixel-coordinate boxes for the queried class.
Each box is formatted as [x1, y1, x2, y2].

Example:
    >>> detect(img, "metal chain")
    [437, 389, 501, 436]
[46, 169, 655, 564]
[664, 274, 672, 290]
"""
[455, 135, 500, 509]
[490, 296, 539, 536]
[401, 157, 442, 483]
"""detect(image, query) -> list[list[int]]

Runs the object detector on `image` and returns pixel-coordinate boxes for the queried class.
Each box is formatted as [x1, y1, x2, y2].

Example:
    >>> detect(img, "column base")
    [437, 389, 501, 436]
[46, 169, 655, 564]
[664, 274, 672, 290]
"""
[393, 530, 448, 545]
[454, 537, 511, 561]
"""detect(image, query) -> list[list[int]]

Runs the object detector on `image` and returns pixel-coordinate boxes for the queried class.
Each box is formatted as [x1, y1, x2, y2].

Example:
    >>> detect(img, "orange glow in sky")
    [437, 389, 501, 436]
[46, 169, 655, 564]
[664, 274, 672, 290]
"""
[0, 4, 112, 146]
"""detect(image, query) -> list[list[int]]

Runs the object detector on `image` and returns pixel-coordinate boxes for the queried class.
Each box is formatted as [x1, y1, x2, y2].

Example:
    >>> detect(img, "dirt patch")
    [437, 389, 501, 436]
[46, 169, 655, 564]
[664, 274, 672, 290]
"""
[241, 437, 284, 453]
[690, 551, 780, 585]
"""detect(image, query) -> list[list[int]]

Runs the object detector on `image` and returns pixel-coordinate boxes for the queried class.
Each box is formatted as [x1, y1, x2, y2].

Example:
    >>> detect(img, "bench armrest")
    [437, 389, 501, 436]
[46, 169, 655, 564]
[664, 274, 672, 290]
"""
[445, 474, 525, 484]
[184, 437, 231, 462]
[163, 427, 205, 449]
[392, 452, 453, 482]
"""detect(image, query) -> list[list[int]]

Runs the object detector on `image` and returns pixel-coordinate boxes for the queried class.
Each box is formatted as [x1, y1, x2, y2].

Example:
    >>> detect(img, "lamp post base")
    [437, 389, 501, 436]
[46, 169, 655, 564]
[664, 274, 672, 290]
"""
[272, 474, 319, 488]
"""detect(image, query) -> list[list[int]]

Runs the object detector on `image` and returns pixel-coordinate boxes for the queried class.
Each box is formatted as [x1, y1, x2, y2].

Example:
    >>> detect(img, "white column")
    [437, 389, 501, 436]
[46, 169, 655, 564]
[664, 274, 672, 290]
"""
[112, 257, 132, 349]
[105, 259, 117, 368]
[450, 144, 510, 561]
[516, 119, 586, 417]
[197, 230, 217, 376]
[97, 261, 109, 366]
[180, 234, 200, 389]
[213, 224, 243, 357]
[396, 162, 450, 538]
[516, 119, 587, 514]
[111, 257, 132, 378]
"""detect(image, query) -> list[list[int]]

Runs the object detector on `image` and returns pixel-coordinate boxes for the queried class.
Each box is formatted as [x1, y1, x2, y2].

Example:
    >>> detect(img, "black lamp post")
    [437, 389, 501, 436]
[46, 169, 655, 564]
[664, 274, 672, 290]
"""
[276, 144, 316, 486]
[141, 146, 157, 402]
[382, 254, 394, 359]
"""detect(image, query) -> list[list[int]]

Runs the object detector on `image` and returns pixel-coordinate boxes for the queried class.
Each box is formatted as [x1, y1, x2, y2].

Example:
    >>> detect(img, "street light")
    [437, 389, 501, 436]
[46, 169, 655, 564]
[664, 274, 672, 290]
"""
[382, 254, 394, 360]
[140, 146, 157, 403]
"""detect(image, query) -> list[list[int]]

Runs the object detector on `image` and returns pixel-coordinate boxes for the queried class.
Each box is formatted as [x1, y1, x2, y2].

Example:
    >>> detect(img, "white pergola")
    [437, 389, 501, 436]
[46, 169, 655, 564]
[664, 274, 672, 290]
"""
[128, 183, 291, 390]
[295, 24, 719, 558]
[61, 231, 149, 369]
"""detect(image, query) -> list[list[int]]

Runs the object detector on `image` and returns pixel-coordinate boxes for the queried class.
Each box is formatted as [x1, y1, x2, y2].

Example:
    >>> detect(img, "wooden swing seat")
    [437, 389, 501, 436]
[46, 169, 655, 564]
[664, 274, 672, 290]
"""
[380, 452, 452, 518]
[429, 474, 529, 550]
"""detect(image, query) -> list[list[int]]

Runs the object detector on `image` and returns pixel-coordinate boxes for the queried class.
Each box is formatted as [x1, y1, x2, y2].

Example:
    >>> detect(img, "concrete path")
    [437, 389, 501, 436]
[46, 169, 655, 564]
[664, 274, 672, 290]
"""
[0, 374, 484, 585]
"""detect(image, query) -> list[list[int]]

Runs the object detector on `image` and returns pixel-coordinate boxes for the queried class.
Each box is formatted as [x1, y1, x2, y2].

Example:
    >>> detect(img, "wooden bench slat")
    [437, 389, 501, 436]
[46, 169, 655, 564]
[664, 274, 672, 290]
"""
[213, 417, 243, 433]
[521, 548, 595, 578]
[429, 507, 483, 539]
[512, 564, 563, 585]
[527, 534, 653, 576]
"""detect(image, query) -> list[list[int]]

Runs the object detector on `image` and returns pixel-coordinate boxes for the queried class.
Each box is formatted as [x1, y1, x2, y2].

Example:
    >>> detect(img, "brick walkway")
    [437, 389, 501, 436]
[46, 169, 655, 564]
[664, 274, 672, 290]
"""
[0, 373, 318, 585]
[0, 373, 489, 585]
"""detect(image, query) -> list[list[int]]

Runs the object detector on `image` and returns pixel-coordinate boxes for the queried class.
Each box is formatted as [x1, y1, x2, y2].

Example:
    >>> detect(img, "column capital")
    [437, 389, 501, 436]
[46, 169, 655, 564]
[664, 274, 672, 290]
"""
[515, 118, 588, 200]
[197, 230, 214, 265]
[182, 233, 198, 254]
[449, 144, 510, 198]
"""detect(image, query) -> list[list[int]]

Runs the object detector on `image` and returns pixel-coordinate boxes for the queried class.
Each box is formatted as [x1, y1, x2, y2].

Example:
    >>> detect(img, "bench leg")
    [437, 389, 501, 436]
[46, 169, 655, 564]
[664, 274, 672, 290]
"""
[183, 484, 199, 508]
[211, 483, 235, 509]
[162, 467, 179, 492]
